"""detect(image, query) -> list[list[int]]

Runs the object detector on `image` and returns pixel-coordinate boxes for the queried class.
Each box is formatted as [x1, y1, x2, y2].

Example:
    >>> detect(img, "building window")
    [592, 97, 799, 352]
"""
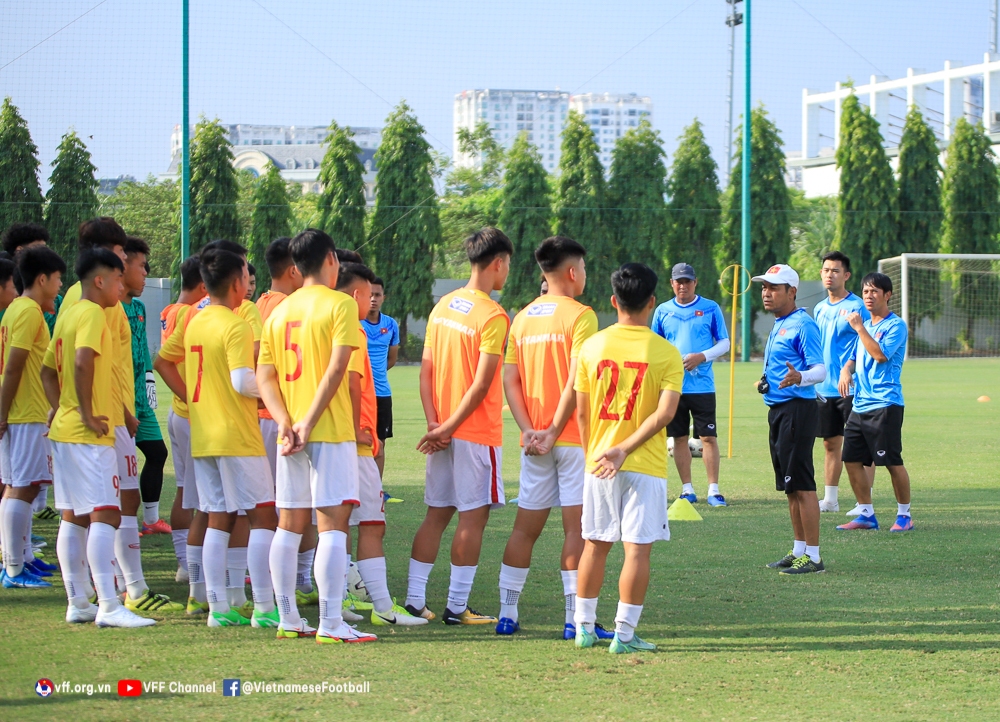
[286, 158, 295, 168]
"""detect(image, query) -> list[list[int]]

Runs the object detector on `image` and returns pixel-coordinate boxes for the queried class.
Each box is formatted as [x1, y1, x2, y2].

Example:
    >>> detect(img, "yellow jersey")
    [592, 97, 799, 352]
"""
[43, 299, 116, 446]
[238, 298, 263, 342]
[258, 285, 358, 445]
[348, 322, 379, 457]
[0, 297, 52, 424]
[574, 324, 683, 478]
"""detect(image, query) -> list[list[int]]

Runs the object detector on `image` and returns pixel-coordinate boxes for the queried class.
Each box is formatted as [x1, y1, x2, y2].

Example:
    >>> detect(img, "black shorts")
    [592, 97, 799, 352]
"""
[666, 393, 717, 438]
[816, 395, 853, 439]
[376, 396, 393, 441]
[767, 397, 818, 494]
[842, 405, 904, 466]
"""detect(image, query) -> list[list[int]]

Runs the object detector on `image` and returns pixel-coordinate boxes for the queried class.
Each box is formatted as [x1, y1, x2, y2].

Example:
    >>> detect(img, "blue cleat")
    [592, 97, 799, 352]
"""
[707, 494, 727, 507]
[495, 617, 520, 635]
[680, 493, 697, 504]
[563, 623, 576, 640]
[890, 515, 914, 532]
[31, 533, 47, 548]
[24, 560, 53, 577]
[837, 514, 879, 530]
[29, 557, 58, 573]
[594, 623, 615, 640]
[609, 632, 656, 654]
[2, 568, 52, 588]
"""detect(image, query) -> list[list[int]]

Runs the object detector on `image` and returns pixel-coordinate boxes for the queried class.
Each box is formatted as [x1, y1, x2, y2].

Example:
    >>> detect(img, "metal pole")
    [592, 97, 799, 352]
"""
[725, 9, 736, 179]
[740, 0, 752, 361]
[992, 0, 998, 55]
[727, 264, 738, 458]
[900, 254, 909, 361]
[181, 0, 191, 261]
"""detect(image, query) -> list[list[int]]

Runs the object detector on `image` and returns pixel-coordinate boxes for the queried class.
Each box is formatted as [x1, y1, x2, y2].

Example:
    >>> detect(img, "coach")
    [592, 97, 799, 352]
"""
[753, 264, 826, 575]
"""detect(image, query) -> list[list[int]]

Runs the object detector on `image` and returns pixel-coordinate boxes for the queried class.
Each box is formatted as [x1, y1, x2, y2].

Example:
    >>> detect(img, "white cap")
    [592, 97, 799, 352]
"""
[751, 264, 799, 289]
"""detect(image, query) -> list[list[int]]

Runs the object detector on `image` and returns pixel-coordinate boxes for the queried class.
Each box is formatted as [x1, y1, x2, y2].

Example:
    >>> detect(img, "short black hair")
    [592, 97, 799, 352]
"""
[264, 237, 294, 279]
[199, 248, 246, 296]
[124, 235, 150, 258]
[248, 263, 256, 277]
[0, 258, 15, 288]
[18, 246, 66, 289]
[179, 255, 203, 291]
[821, 251, 851, 273]
[78, 217, 127, 251]
[1, 222, 49, 256]
[611, 263, 658, 313]
[335, 248, 363, 264]
[202, 239, 247, 257]
[335, 261, 376, 291]
[372, 276, 385, 291]
[534, 236, 586, 273]
[76, 247, 124, 281]
[290, 228, 336, 278]
[465, 227, 513, 267]
[861, 272, 892, 294]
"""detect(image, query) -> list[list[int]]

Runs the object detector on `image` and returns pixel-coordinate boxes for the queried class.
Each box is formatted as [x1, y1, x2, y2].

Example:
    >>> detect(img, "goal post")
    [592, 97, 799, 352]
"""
[877, 253, 1000, 359]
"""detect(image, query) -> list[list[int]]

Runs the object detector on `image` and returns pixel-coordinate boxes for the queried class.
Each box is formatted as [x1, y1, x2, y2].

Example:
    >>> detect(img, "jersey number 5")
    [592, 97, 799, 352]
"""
[284, 321, 303, 381]
[596, 360, 649, 421]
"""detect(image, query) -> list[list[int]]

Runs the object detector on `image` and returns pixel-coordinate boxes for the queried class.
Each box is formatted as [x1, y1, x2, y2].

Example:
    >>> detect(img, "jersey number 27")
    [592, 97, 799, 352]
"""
[596, 359, 648, 421]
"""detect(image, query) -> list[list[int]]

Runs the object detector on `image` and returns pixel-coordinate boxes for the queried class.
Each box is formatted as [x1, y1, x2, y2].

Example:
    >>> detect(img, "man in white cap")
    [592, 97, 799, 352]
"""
[752, 264, 827, 575]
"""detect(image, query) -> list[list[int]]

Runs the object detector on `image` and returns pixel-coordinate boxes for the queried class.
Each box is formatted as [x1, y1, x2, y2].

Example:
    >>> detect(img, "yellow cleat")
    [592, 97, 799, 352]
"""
[296, 588, 319, 606]
[124, 589, 185, 613]
[186, 597, 209, 615]
[442, 606, 496, 625]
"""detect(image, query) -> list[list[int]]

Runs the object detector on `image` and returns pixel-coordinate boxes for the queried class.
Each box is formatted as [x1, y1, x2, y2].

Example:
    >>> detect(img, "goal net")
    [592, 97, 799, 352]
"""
[878, 254, 1000, 358]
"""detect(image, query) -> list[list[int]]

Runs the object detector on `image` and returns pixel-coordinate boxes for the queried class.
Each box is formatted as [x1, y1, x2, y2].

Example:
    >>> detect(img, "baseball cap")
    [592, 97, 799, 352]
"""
[751, 264, 799, 288]
[671, 263, 696, 281]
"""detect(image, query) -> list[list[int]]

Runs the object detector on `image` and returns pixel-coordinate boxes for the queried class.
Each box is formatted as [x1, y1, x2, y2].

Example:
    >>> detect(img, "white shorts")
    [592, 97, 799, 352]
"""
[275, 441, 359, 510]
[518, 446, 585, 511]
[350, 456, 384, 526]
[51, 442, 119, 516]
[193, 455, 274, 514]
[1, 423, 52, 487]
[260, 417, 279, 479]
[115, 426, 139, 491]
[582, 471, 669, 544]
[425, 438, 504, 512]
[167, 411, 199, 510]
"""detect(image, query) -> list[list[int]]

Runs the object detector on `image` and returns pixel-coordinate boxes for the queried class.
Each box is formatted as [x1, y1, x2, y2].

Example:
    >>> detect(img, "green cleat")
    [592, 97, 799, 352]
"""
[235, 600, 255, 619]
[207, 609, 251, 627]
[186, 597, 209, 615]
[346, 591, 372, 611]
[251, 608, 280, 628]
[296, 588, 319, 606]
[609, 633, 656, 654]
[575, 626, 597, 648]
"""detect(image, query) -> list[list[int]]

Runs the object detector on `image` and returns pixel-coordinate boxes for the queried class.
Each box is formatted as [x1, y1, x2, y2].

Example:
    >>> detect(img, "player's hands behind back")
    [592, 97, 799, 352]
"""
[591, 445, 627, 479]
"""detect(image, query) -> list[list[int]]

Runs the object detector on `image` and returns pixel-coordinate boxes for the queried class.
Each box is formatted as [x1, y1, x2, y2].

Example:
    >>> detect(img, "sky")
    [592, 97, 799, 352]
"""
[0, 0, 994, 188]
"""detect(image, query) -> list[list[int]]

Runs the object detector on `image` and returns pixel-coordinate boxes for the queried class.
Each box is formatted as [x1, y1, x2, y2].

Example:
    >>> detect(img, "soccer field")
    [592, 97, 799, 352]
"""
[5, 358, 1000, 721]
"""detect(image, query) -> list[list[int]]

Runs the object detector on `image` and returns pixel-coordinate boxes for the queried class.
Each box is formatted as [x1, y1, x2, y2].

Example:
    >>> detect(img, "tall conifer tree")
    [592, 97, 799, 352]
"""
[0, 98, 43, 229]
[45, 130, 98, 280]
[248, 163, 293, 291]
[317, 121, 367, 250]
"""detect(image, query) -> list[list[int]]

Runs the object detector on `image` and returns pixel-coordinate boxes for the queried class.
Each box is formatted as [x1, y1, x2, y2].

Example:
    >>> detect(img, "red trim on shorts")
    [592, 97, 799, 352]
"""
[358, 520, 386, 526]
[29, 480, 52, 486]
[488, 447, 499, 504]
[254, 501, 276, 508]
[92, 505, 120, 511]
[345, 499, 361, 507]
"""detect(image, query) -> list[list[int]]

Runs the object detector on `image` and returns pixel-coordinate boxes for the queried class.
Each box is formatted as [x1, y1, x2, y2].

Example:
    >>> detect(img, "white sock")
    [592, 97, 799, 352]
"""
[614, 601, 643, 643]
[57, 520, 91, 606]
[88, 522, 120, 613]
[806, 545, 820, 563]
[682, 482, 695, 496]
[498, 563, 529, 622]
[708, 483, 720, 497]
[24, 514, 35, 562]
[792, 539, 806, 557]
[0, 496, 7, 566]
[203, 528, 231, 613]
[574, 596, 598, 634]
[171, 530, 188, 569]
[226, 546, 248, 607]
[269, 528, 301, 628]
[447, 564, 478, 614]
[2, 497, 30, 576]
[316, 530, 347, 634]
[859, 503, 874, 517]
[296, 548, 315, 593]
[405, 558, 434, 610]
[898, 503, 911, 517]
[343, 554, 352, 600]
[115, 516, 147, 599]
[357, 556, 392, 614]
[187, 545, 206, 602]
[248, 528, 275, 613]
[824, 485, 839, 503]
[561, 569, 577, 625]
[33, 488, 49, 512]
[142, 502, 159, 526]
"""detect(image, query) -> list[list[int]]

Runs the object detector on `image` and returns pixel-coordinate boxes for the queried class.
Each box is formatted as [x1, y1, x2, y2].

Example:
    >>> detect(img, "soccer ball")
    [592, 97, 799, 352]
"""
[667, 436, 675, 457]
[688, 437, 704, 458]
[346, 560, 371, 602]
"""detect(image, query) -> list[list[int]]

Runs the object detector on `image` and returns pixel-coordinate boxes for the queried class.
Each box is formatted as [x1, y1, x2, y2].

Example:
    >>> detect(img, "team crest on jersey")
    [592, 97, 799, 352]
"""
[875, 331, 883, 340]
[695, 310, 704, 317]
[839, 309, 848, 316]
[526, 303, 557, 317]
[448, 297, 474, 315]
[380, 327, 388, 334]
[778, 328, 787, 336]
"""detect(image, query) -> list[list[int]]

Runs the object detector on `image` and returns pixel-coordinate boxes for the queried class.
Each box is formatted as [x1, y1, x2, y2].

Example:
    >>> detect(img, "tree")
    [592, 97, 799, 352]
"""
[248, 163, 293, 291]
[317, 121, 367, 250]
[717, 105, 792, 319]
[100, 176, 179, 277]
[369, 102, 441, 340]
[835, 92, 898, 283]
[44, 131, 98, 280]
[789, 192, 837, 281]
[0, 97, 44, 230]
[498, 132, 551, 310]
[555, 111, 609, 310]
[939, 117, 1000, 349]
[663, 119, 720, 300]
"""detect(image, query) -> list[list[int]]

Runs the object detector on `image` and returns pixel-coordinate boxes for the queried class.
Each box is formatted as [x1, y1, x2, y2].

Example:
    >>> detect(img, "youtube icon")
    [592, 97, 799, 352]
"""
[118, 680, 142, 697]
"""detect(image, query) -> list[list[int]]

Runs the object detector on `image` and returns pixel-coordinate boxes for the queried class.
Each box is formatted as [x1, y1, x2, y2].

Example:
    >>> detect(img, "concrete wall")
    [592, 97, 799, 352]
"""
[141, 278, 173, 357]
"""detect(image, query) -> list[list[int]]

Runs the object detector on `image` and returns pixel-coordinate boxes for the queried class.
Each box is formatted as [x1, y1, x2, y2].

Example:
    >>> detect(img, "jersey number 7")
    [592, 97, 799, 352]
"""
[596, 359, 649, 421]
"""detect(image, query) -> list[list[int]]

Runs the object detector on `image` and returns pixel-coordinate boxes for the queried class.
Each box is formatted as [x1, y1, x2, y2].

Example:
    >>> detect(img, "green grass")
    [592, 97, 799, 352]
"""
[5, 358, 1000, 721]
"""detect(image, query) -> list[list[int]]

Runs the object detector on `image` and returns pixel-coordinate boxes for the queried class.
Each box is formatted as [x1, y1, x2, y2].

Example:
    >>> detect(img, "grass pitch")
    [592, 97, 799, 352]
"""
[4, 358, 1000, 721]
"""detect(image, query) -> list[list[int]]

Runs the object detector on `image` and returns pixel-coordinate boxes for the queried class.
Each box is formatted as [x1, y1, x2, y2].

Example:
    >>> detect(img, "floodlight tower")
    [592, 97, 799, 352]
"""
[724, 0, 743, 182]
[992, 0, 998, 54]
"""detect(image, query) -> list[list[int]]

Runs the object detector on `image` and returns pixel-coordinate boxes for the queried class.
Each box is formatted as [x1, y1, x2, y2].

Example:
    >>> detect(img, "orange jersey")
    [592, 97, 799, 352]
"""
[255, 290, 288, 420]
[504, 295, 598, 446]
[424, 288, 509, 447]
[158, 303, 201, 418]
[160, 302, 191, 345]
[348, 323, 380, 457]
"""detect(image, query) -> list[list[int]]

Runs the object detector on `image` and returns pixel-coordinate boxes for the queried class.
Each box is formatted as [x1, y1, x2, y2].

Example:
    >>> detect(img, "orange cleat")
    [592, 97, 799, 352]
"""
[141, 519, 173, 535]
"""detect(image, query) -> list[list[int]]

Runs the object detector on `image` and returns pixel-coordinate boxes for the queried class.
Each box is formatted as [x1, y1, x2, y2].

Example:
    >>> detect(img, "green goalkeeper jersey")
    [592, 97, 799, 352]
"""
[123, 297, 154, 417]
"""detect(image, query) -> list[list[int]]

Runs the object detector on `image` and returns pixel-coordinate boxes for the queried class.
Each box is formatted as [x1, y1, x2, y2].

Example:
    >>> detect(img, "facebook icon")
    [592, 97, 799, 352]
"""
[223, 679, 241, 697]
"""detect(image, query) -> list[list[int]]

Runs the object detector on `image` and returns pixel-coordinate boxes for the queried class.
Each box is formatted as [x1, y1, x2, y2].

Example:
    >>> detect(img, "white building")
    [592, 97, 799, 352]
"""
[789, 54, 1000, 197]
[453, 90, 652, 172]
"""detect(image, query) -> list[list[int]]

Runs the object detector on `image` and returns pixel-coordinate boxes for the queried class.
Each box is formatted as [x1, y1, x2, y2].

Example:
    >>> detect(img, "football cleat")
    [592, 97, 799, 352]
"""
[175, 566, 189, 583]
[186, 597, 209, 615]
[890, 515, 914, 532]
[251, 608, 280, 629]
[141, 519, 173, 535]
[679, 492, 697, 504]
[345, 591, 372, 610]
[235, 600, 255, 619]
[594, 623, 615, 640]
[779, 557, 826, 575]
[818, 498, 839, 512]
[342, 607, 364, 622]
[296, 588, 319, 606]
[575, 626, 597, 648]
[837, 514, 879, 531]
[403, 603, 436, 621]
[125, 589, 185, 613]
[442, 607, 497, 625]
[276, 618, 317, 639]
[29, 557, 58, 573]
[66, 603, 99, 624]
[96, 605, 157, 628]
[33, 505, 58, 521]
[707, 494, 727, 507]
[206, 609, 250, 627]
[563, 623, 576, 640]
[2, 568, 51, 588]
[316, 622, 377, 644]
[372, 603, 430, 626]
[845, 503, 863, 517]
[24, 560, 53, 577]
[30, 533, 47, 548]
[767, 551, 798, 569]
[609, 633, 656, 654]
[495, 617, 520, 635]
